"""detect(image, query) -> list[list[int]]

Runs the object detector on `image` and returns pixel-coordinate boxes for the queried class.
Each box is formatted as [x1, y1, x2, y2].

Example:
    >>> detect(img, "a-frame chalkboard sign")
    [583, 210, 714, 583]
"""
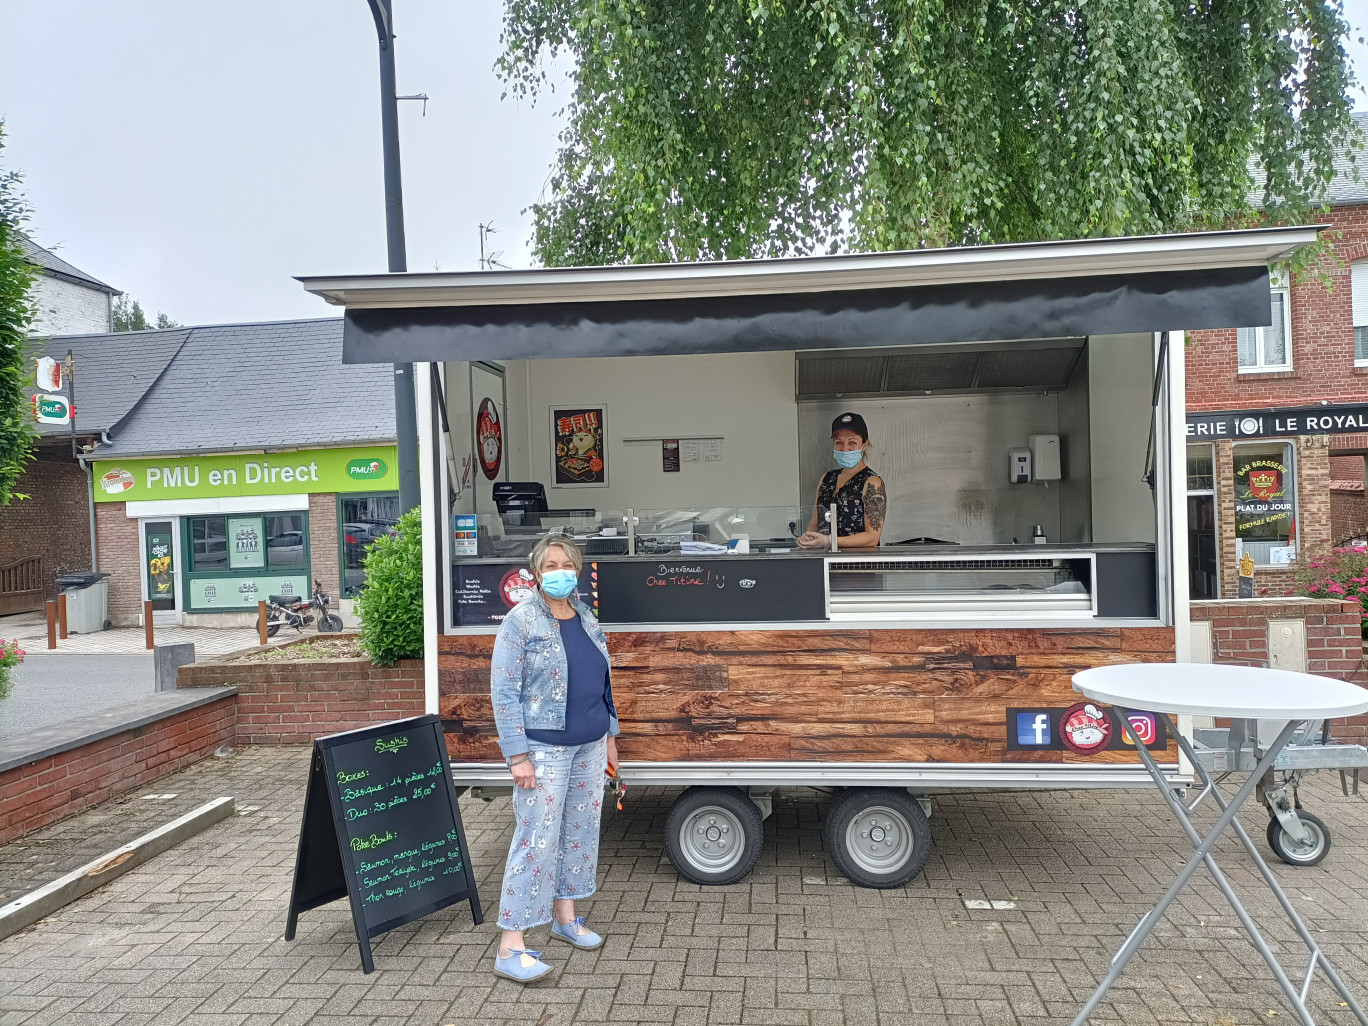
[284, 714, 483, 972]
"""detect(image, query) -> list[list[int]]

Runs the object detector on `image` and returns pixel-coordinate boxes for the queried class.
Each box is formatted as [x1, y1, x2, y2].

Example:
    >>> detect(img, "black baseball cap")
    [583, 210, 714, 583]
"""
[831, 412, 868, 441]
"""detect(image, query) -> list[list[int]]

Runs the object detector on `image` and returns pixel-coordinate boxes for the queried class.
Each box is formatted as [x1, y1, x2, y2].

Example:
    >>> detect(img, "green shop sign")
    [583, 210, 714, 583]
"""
[92, 446, 398, 503]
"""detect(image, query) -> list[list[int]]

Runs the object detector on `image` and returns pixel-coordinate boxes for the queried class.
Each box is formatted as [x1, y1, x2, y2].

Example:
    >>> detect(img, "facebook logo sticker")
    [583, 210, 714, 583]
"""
[1016, 711, 1052, 746]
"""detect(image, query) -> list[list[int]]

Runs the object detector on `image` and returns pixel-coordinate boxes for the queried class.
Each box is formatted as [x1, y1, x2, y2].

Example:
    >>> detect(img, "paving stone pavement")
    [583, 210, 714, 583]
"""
[2, 744, 1368, 1025]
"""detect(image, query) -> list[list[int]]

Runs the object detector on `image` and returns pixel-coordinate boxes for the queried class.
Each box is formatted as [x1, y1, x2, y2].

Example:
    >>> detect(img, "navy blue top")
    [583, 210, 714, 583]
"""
[525, 613, 612, 746]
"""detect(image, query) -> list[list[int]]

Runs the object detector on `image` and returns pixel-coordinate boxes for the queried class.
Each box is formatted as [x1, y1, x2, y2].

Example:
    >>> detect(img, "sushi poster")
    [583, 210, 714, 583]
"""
[551, 406, 608, 486]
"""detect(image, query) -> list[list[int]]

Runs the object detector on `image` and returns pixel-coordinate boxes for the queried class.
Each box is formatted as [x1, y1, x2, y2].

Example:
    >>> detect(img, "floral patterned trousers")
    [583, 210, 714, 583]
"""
[497, 736, 608, 932]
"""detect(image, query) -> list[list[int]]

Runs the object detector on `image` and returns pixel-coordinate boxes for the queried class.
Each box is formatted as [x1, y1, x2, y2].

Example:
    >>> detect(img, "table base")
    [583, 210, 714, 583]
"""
[1071, 712, 1368, 1026]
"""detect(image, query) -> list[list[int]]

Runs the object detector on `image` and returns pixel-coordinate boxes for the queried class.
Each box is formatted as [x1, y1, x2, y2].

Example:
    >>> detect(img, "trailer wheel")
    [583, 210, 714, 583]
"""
[825, 789, 932, 889]
[664, 787, 764, 886]
[1267, 811, 1331, 867]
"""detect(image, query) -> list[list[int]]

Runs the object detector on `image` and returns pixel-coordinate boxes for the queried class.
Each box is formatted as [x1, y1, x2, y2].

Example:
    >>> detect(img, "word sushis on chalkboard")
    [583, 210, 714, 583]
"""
[284, 715, 482, 972]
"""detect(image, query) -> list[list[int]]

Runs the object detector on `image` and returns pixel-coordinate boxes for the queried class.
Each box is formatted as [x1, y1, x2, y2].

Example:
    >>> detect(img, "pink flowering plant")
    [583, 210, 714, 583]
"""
[1290, 545, 1368, 639]
[0, 637, 24, 698]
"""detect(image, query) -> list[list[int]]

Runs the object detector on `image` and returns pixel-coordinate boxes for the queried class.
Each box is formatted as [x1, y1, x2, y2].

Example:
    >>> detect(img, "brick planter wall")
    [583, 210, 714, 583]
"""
[1190, 598, 1368, 742]
[0, 693, 236, 846]
[177, 646, 424, 745]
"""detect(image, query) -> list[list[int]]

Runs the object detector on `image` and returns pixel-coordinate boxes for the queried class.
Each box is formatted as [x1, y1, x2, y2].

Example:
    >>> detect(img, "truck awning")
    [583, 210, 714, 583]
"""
[296, 226, 1319, 365]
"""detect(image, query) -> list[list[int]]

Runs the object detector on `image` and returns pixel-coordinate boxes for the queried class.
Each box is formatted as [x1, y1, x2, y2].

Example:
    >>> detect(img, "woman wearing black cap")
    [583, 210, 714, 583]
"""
[797, 412, 886, 549]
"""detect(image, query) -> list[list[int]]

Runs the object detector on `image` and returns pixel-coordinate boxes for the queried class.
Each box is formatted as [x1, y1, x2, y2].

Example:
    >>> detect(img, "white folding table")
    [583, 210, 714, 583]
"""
[1070, 662, 1368, 1026]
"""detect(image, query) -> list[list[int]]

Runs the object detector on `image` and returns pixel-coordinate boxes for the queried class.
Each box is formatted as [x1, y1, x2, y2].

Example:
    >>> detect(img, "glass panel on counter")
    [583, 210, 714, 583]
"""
[1233, 441, 1297, 565]
[452, 510, 629, 562]
[633, 506, 812, 555]
[826, 555, 1093, 616]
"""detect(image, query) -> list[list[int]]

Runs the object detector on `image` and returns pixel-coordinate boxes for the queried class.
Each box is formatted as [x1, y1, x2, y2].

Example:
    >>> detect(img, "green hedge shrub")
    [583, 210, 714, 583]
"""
[357, 508, 424, 666]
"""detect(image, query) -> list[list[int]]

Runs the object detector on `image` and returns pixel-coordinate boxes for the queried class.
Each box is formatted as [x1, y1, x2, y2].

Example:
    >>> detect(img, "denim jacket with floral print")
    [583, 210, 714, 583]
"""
[490, 591, 621, 758]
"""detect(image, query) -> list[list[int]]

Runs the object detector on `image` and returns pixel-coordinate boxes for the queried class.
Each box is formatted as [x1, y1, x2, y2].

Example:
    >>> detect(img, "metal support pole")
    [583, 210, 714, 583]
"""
[366, 0, 420, 515]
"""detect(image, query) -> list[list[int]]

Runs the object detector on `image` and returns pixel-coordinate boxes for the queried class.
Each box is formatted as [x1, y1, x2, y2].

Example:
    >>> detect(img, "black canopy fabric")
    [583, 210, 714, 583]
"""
[341, 265, 1269, 365]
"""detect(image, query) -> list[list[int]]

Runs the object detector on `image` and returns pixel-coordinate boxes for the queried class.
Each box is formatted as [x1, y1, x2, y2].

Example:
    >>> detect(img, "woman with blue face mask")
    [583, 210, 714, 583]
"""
[489, 534, 621, 983]
[797, 411, 887, 549]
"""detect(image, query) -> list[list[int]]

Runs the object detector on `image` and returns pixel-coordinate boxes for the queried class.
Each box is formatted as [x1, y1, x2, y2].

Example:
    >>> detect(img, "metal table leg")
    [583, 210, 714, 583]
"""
[1070, 710, 1368, 1026]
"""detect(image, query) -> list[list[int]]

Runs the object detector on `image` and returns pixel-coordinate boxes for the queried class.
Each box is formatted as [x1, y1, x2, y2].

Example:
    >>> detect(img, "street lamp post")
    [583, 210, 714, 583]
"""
[365, 0, 420, 516]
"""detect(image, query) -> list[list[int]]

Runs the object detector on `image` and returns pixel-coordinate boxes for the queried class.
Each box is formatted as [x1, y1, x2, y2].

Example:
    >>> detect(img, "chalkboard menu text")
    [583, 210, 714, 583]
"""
[284, 715, 482, 972]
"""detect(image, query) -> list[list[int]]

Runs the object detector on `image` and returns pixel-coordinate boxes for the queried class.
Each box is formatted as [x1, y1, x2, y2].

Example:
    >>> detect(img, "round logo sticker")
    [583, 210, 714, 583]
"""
[1060, 702, 1113, 755]
[99, 468, 135, 494]
[499, 568, 537, 608]
[477, 398, 502, 481]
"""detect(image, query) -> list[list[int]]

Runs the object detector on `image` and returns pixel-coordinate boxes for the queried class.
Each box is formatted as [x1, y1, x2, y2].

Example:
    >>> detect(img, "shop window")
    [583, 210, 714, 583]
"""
[265, 514, 307, 568]
[1352, 260, 1368, 365]
[1237, 280, 1291, 372]
[1186, 445, 1218, 599]
[190, 517, 228, 570]
[1233, 442, 1297, 566]
[339, 492, 401, 597]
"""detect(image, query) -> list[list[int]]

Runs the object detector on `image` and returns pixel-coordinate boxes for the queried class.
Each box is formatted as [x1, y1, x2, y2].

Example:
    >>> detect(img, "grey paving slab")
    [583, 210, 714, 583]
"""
[0, 746, 1367, 1024]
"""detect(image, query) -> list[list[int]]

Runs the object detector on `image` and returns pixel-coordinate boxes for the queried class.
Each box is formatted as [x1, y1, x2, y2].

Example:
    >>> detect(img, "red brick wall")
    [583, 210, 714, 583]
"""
[1187, 203, 1368, 409]
[1333, 487, 1368, 545]
[94, 502, 142, 626]
[0, 448, 92, 601]
[0, 695, 236, 845]
[1190, 599, 1368, 741]
[178, 652, 424, 745]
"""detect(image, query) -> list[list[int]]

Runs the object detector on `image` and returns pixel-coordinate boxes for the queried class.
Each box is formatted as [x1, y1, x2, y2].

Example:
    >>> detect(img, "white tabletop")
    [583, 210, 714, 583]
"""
[1073, 662, 1368, 719]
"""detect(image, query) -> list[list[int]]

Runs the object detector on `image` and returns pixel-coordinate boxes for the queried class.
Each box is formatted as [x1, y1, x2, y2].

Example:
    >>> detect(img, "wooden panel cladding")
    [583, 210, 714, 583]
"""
[437, 627, 1176, 764]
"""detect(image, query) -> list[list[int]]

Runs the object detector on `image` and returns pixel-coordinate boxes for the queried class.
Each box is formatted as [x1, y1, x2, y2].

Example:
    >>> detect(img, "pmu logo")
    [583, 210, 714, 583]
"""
[1120, 712, 1158, 746]
[1015, 711, 1053, 746]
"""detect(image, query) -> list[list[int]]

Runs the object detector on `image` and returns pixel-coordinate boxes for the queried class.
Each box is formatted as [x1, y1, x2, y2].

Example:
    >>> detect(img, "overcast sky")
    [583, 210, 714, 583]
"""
[3, 1, 1368, 328]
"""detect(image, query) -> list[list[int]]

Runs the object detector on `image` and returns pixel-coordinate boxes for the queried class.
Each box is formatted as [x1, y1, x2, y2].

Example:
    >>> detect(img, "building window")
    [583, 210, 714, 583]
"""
[1233, 442, 1297, 566]
[189, 514, 309, 570]
[339, 492, 401, 597]
[1237, 279, 1291, 372]
[1352, 260, 1368, 366]
[190, 517, 228, 570]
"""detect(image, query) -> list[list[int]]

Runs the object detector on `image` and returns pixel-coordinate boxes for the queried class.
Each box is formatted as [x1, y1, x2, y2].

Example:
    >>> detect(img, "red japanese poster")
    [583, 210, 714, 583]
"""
[551, 406, 607, 486]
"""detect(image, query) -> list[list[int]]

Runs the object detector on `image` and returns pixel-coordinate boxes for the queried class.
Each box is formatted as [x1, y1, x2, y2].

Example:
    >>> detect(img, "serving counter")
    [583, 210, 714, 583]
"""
[448, 542, 1156, 629]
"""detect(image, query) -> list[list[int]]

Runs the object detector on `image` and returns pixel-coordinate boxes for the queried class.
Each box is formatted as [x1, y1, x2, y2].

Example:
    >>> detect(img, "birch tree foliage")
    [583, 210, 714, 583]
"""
[499, 0, 1359, 265]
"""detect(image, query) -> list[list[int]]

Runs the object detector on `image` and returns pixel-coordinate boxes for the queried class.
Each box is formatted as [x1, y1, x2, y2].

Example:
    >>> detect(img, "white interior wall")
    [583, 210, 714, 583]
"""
[1088, 333, 1158, 543]
[509, 352, 801, 512]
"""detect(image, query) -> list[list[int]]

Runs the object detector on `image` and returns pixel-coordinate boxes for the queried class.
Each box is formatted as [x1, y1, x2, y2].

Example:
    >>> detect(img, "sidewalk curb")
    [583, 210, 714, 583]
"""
[0, 796, 235, 941]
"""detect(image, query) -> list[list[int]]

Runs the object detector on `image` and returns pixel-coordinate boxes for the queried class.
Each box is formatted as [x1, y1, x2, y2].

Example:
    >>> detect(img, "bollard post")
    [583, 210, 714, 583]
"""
[144, 600, 154, 650]
[258, 601, 268, 646]
[46, 600, 57, 650]
[57, 593, 68, 640]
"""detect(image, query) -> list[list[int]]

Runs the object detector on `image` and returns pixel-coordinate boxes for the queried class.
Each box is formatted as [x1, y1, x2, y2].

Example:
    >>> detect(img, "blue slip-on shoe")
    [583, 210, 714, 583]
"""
[550, 916, 604, 950]
[493, 948, 553, 983]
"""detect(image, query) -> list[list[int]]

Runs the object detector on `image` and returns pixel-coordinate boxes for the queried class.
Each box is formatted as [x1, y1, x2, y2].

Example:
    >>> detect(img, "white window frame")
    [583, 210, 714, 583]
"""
[1351, 260, 1368, 367]
[1237, 275, 1292, 374]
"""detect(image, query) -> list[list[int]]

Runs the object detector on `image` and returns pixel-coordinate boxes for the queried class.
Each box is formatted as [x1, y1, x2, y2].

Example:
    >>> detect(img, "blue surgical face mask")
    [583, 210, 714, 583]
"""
[540, 568, 578, 599]
[833, 447, 864, 469]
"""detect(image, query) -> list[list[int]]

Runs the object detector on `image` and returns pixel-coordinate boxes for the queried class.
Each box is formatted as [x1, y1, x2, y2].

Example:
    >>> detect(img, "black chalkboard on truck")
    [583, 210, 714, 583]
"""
[595, 556, 827, 624]
[284, 715, 483, 972]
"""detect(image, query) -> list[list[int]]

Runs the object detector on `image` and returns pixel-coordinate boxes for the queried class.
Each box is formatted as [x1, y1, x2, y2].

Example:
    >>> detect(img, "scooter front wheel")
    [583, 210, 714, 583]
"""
[318, 613, 344, 633]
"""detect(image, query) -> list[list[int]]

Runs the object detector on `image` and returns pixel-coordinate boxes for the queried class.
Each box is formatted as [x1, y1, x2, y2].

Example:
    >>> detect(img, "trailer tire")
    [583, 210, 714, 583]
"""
[1267, 810, 1331, 867]
[664, 787, 764, 886]
[825, 788, 932, 889]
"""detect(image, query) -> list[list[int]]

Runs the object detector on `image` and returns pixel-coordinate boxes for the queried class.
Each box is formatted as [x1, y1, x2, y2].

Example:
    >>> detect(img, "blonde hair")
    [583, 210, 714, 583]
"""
[529, 534, 584, 577]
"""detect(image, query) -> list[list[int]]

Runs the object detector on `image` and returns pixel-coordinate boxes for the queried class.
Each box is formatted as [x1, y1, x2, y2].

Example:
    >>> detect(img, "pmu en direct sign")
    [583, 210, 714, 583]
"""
[91, 446, 397, 502]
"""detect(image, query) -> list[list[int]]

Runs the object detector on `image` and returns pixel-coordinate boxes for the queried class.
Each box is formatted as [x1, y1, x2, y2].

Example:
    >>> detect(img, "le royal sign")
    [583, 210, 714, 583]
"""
[91, 446, 398, 503]
[1187, 403, 1368, 440]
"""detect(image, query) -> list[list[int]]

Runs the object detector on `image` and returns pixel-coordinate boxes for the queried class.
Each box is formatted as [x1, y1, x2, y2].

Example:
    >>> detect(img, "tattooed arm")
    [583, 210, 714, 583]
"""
[835, 476, 887, 549]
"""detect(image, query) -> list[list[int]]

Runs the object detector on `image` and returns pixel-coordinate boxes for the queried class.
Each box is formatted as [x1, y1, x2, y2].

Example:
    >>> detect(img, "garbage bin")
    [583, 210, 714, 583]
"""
[56, 571, 111, 634]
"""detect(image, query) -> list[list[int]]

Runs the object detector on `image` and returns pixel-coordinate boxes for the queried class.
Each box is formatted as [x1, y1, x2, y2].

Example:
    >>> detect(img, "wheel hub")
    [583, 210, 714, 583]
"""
[846, 807, 915, 874]
[680, 810, 742, 871]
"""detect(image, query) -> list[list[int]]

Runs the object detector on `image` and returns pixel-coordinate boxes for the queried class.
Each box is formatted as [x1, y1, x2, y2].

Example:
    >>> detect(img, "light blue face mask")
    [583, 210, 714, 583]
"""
[833, 448, 864, 469]
[540, 568, 578, 599]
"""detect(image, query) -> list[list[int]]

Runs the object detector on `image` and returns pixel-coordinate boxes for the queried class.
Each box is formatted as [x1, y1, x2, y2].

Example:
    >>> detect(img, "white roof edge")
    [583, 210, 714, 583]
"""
[297, 226, 1321, 309]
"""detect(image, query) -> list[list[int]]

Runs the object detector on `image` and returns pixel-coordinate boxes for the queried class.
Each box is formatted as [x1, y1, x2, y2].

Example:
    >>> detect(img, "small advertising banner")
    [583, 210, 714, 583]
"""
[551, 406, 607, 486]
[36, 356, 63, 392]
[1234, 455, 1293, 539]
[32, 394, 70, 425]
[476, 398, 502, 481]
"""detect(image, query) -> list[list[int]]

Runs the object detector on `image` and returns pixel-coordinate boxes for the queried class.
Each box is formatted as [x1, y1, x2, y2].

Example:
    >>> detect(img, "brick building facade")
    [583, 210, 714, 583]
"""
[1185, 140, 1368, 600]
[0, 447, 92, 602]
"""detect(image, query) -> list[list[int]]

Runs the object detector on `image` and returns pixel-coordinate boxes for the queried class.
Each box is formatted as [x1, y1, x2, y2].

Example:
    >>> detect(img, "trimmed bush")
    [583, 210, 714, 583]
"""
[357, 508, 424, 666]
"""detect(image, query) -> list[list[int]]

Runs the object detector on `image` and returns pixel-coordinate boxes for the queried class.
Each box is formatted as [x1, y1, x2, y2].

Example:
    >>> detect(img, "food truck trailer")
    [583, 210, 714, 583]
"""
[301, 226, 1322, 888]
